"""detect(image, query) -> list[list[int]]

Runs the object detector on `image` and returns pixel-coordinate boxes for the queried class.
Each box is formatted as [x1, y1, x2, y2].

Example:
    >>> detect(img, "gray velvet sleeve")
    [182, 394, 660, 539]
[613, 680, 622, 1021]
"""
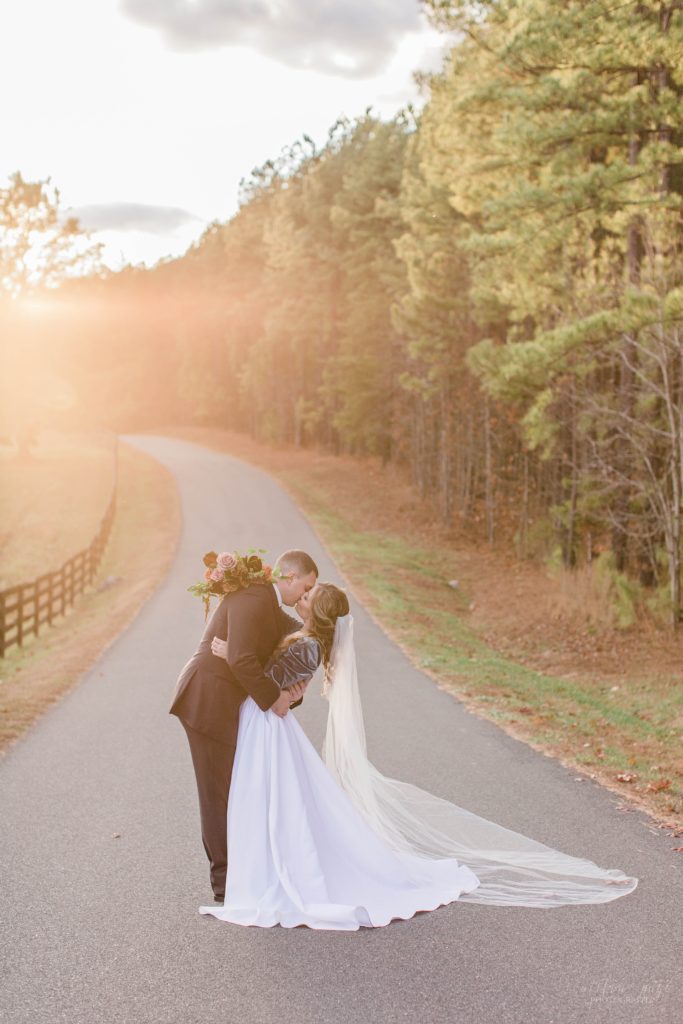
[265, 637, 322, 690]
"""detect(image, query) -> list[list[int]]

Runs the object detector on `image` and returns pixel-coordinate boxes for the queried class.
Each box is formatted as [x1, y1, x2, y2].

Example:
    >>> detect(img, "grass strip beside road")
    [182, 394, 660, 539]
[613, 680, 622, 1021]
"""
[0, 442, 180, 752]
[167, 427, 683, 832]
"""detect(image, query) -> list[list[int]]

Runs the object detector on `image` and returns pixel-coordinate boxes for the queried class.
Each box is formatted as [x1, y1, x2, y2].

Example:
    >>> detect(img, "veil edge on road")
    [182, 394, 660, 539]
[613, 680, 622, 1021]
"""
[322, 616, 638, 908]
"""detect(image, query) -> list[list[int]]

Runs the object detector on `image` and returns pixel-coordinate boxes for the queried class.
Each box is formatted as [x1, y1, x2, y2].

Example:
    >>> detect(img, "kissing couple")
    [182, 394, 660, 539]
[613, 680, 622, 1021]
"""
[170, 548, 637, 931]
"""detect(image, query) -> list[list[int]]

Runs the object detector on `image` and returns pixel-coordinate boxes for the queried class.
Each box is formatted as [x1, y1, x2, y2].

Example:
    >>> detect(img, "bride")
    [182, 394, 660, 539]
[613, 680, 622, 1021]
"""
[202, 583, 637, 931]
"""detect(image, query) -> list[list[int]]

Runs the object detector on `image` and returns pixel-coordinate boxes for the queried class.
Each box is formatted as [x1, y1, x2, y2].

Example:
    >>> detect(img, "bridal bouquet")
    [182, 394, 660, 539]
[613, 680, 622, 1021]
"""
[189, 548, 280, 619]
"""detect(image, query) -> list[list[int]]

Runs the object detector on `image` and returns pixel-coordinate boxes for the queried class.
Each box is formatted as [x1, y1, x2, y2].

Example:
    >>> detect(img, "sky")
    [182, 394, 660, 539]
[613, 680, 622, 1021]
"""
[1, 1, 448, 270]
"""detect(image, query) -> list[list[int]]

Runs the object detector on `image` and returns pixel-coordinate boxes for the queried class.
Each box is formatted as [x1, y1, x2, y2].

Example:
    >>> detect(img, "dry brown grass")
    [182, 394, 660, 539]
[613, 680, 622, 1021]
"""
[0, 441, 180, 753]
[545, 563, 618, 627]
[0, 431, 117, 587]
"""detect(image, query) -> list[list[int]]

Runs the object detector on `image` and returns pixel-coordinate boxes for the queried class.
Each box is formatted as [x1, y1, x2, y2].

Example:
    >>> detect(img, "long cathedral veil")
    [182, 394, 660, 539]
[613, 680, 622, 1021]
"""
[321, 615, 638, 908]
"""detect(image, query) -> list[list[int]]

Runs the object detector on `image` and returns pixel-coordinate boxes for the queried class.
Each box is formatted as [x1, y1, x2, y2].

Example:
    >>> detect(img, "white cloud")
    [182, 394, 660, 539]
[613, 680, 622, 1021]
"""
[1, 0, 444, 268]
[121, 0, 422, 77]
[69, 201, 203, 235]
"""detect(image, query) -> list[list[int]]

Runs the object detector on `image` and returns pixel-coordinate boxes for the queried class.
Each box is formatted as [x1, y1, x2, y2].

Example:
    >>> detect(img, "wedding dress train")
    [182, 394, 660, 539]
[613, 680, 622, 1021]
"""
[200, 617, 637, 930]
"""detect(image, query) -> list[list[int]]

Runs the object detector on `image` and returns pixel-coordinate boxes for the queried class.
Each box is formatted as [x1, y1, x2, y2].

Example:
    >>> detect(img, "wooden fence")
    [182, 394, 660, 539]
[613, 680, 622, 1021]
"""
[0, 484, 117, 658]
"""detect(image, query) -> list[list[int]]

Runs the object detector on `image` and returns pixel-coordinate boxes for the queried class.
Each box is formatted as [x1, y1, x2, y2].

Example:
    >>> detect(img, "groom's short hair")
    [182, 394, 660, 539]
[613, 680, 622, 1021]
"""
[275, 549, 319, 578]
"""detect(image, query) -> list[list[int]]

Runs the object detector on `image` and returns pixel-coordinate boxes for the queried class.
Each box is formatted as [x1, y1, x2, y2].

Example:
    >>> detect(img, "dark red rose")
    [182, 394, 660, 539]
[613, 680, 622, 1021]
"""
[203, 551, 218, 568]
[246, 555, 263, 572]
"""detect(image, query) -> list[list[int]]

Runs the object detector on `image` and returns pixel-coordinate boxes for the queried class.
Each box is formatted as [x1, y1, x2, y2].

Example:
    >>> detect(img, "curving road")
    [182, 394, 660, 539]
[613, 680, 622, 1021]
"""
[1, 435, 681, 1024]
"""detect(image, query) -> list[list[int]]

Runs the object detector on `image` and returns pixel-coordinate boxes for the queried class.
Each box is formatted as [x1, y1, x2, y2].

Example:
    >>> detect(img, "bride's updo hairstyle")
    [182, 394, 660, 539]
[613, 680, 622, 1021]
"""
[277, 582, 349, 672]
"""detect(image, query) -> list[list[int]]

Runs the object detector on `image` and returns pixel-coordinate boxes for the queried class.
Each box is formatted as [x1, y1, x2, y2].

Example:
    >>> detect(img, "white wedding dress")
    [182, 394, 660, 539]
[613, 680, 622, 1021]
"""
[199, 617, 637, 931]
[199, 693, 481, 929]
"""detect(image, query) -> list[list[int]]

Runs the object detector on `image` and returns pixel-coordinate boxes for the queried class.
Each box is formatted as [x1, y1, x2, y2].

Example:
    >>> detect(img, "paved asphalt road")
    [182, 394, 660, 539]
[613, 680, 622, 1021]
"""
[1, 435, 681, 1024]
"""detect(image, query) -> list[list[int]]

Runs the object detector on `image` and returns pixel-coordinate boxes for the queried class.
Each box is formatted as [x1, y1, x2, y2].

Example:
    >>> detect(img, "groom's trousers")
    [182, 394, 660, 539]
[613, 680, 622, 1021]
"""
[181, 720, 236, 900]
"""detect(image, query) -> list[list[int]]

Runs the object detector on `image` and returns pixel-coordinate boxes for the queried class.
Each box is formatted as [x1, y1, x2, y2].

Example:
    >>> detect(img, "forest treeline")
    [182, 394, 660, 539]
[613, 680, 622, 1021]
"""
[3, 1, 683, 627]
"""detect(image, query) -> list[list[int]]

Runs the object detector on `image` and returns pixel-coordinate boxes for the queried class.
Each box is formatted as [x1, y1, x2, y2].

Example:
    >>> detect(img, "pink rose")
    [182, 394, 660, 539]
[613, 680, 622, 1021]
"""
[217, 552, 237, 571]
[210, 568, 224, 581]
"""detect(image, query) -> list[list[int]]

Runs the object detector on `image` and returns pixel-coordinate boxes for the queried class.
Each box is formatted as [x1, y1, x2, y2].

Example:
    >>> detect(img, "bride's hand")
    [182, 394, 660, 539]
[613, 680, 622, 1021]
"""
[211, 636, 228, 658]
[285, 680, 308, 703]
[271, 690, 291, 718]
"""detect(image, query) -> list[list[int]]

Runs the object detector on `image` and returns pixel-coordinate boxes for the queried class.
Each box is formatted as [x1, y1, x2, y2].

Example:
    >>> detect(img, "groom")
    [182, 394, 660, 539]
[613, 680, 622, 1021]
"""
[170, 549, 319, 901]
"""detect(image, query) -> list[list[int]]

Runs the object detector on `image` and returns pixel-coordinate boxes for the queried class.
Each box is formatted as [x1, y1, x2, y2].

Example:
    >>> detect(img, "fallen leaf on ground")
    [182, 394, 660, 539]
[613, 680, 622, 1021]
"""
[646, 779, 671, 792]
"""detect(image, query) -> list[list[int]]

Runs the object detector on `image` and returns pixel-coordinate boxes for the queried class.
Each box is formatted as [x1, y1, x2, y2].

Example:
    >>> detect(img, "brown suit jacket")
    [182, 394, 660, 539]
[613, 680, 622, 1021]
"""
[170, 582, 301, 745]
